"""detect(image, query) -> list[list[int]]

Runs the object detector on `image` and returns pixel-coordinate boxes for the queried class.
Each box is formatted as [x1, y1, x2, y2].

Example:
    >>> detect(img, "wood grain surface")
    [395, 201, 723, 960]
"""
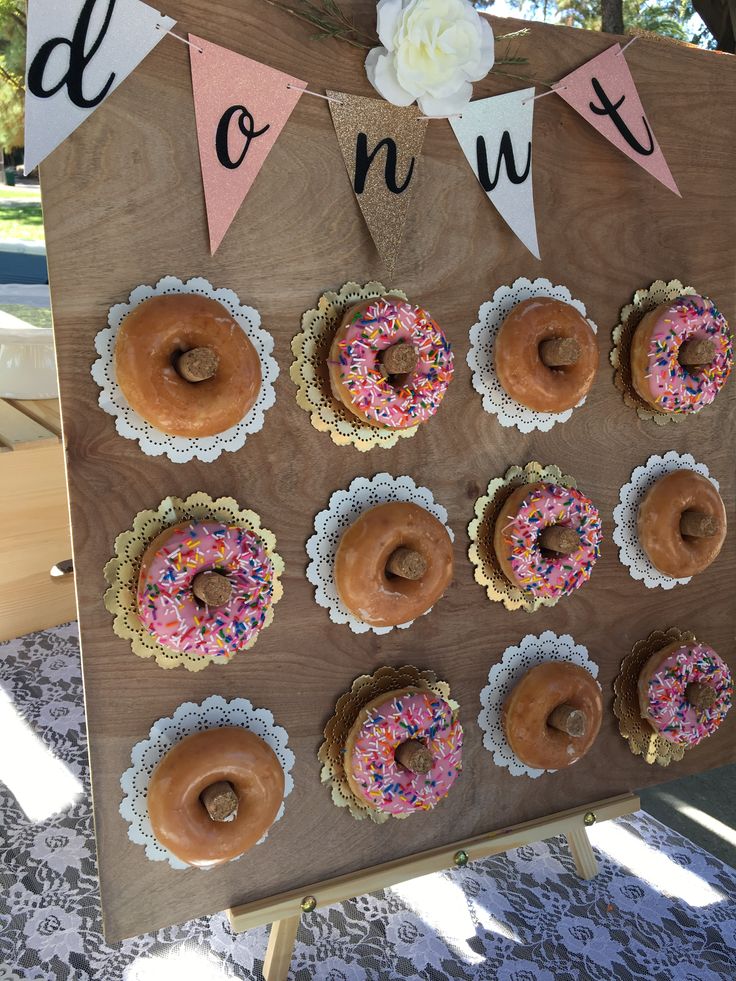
[39, 3, 736, 942]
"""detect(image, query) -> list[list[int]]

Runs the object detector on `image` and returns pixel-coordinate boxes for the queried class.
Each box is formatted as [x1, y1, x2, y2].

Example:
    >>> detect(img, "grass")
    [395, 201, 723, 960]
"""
[0, 202, 45, 242]
[0, 183, 42, 200]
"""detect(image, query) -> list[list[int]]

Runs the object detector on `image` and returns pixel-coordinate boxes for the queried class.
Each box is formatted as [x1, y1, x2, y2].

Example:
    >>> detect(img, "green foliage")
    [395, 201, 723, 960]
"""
[0, 0, 25, 151]
[503, 0, 714, 46]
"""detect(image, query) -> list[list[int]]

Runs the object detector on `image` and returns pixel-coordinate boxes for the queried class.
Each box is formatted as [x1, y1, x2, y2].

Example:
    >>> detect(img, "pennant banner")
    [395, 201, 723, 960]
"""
[328, 91, 427, 273]
[554, 43, 680, 197]
[450, 88, 539, 260]
[24, 0, 174, 174]
[189, 37, 305, 254]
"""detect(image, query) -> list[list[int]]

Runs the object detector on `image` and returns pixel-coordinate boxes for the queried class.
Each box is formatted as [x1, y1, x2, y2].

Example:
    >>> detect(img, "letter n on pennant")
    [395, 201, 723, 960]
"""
[189, 36, 306, 254]
[328, 91, 427, 274]
[450, 89, 540, 259]
[554, 43, 679, 196]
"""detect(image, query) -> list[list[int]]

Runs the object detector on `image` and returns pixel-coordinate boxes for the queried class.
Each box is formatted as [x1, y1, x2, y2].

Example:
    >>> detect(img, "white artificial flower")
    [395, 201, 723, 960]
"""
[365, 0, 495, 117]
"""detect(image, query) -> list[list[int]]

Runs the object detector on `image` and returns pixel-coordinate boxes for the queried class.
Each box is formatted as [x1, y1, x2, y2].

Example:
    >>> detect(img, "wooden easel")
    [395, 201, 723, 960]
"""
[228, 793, 639, 981]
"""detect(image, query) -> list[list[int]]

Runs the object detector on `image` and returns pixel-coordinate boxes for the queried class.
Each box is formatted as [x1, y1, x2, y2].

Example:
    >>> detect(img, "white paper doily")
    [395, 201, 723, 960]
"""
[306, 473, 454, 635]
[467, 277, 599, 433]
[92, 276, 279, 463]
[478, 631, 600, 779]
[613, 452, 720, 590]
[119, 695, 294, 869]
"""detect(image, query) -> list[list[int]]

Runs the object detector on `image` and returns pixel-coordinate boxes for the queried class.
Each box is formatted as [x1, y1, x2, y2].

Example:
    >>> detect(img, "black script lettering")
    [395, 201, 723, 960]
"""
[354, 134, 414, 194]
[215, 105, 270, 170]
[27, 0, 117, 109]
[588, 76, 654, 156]
[476, 131, 531, 192]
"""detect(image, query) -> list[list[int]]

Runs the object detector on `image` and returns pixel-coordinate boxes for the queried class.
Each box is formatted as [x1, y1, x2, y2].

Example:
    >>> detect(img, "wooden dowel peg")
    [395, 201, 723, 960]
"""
[380, 342, 418, 376]
[679, 338, 716, 367]
[200, 780, 238, 821]
[540, 337, 581, 367]
[680, 511, 718, 538]
[548, 704, 586, 737]
[386, 547, 427, 580]
[395, 739, 433, 774]
[539, 526, 579, 554]
[192, 570, 232, 607]
[176, 346, 219, 382]
[685, 681, 718, 712]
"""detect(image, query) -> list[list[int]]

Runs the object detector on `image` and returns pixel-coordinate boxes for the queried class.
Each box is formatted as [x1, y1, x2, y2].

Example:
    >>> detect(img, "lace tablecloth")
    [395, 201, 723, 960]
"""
[1, 623, 735, 980]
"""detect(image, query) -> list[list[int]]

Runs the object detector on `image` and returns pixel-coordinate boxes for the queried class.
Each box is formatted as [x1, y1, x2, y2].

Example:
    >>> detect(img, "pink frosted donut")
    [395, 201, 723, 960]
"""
[494, 482, 602, 601]
[639, 642, 732, 747]
[345, 690, 463, 816]
[328, 296, 454, 429]
[631, 295, 733, 414]
[137, 520, 276, 658]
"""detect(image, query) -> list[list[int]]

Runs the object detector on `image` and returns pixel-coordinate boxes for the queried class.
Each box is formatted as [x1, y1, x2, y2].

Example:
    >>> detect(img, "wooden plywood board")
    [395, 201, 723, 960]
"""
[39, 4, 736, 943]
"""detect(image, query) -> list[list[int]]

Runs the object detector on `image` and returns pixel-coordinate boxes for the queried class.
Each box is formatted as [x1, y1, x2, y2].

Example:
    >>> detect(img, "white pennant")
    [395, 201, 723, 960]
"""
[24, 0, 175, 174]
[450, 88, 540, 260]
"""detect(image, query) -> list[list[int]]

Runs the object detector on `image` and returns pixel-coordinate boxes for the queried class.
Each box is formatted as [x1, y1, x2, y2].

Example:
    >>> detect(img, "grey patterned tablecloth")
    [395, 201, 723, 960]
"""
[1, 623, 735, 980]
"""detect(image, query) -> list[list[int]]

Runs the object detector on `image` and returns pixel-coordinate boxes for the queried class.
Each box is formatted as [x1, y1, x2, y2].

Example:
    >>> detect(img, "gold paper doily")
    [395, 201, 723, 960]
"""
[467, 462, 577, 614]
[104, 493, 284, 673]
[318, 665, 457, 824]
[612, 627, 696, 766]
[610, 279, 697, 426]
[290, 281, 416, 452]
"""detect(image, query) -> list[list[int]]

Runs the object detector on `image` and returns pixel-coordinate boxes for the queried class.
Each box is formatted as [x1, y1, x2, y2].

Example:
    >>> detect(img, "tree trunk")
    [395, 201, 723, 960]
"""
[601, 0, 624, 34]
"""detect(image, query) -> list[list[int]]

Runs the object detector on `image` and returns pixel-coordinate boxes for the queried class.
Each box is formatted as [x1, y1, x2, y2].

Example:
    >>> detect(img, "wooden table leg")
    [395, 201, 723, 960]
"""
[565, 826, 598, 879]
[262, 913, 300, 981]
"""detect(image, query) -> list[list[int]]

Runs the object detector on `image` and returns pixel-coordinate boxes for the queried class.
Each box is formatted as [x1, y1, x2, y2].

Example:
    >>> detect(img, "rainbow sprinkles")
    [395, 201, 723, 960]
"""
[333, 297, 454, 429]
[137, 520, 275, 658]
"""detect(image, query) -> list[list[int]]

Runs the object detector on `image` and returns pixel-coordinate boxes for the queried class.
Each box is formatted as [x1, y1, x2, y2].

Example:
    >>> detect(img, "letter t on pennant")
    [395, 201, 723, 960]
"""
[554, 43, 680, 196]
[189, 36, 306, 254]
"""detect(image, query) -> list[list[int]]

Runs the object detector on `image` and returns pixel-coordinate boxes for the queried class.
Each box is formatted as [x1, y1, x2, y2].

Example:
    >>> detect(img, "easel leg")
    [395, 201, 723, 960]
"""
[565, 826, 598, 879]
[262, 913, 300, 981]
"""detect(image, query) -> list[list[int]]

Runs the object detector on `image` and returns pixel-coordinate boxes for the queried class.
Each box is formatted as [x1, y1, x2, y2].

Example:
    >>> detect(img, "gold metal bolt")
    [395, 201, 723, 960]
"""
[583, 811, 597, 827]
[454, 850, 469, 868]
[300, 895, 317, 913]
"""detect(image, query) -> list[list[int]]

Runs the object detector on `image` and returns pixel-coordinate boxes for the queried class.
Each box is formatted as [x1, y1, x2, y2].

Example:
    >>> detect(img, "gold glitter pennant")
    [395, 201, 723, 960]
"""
[328, 91, 427, 274]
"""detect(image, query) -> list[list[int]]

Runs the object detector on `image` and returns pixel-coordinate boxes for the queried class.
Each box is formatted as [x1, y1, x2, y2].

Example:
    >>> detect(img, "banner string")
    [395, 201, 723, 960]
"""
[287, 84, 344, 104]
[521, 86, 566, 106]
[618, 35, 638, 55]
[157, 24, 204, 53]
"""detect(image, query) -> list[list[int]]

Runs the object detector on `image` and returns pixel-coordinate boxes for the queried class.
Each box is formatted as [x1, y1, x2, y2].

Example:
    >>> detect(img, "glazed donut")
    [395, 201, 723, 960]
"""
[115, 293, 261, 437]
[147, 727, 284, 867]
[345, 688, 463, 815]
[502, 662, 603, 770]
[494, 297, 598, 413]
[493, 482, 602, 601]
[630, 294, 733, 414]
[637, 470, 726, 578]
[638, 641, 732, 747]
[328, 296, 454, 429]
[137, 520, 276, 657]
[334, 501, 454, 627]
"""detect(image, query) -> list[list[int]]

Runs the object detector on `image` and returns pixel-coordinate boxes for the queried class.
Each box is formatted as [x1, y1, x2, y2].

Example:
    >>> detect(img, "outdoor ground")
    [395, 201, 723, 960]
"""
[0, 183, 43, 242]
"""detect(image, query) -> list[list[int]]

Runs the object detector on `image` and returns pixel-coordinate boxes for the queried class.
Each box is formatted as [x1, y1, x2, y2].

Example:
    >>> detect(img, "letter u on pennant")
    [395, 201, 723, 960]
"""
[554, 43, 680, 196]
[450, 89, 540, 259]
[189, 36, 305, 254]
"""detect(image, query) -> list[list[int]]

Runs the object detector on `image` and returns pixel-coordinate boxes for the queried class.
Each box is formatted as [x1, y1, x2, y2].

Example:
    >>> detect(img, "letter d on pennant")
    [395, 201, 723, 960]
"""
[24, 0, 175, 173]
